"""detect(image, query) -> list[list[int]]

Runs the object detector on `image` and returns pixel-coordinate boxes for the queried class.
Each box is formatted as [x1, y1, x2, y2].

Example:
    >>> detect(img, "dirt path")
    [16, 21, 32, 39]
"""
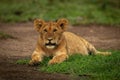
[0, 23, 120, 80]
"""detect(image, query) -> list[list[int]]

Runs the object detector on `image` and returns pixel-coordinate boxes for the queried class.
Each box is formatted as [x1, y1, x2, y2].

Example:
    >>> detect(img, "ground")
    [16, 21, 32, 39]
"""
[0, 23, 120, 80]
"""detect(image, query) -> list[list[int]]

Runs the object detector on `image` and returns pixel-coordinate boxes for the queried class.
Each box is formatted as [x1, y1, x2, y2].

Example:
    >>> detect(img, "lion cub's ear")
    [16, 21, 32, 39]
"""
[34, 19, 45, 32]
[57, 18, 68, 31]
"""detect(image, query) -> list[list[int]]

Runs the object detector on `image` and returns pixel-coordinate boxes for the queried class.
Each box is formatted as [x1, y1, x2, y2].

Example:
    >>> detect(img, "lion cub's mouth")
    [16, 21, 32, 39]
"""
[45, 42, 57, 49]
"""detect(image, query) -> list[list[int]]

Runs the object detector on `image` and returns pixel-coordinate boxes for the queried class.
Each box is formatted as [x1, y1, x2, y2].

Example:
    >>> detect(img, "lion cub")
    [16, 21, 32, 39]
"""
[29, 18, 111, 65]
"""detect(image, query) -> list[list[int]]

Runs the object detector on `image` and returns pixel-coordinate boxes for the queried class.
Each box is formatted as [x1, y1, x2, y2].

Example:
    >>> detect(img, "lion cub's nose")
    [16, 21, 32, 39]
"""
[47, 38, 53, 41]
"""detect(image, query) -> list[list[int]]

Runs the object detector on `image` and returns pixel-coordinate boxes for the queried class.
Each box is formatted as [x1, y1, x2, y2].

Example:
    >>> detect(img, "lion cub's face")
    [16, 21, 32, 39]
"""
[34, 18, 68, 49]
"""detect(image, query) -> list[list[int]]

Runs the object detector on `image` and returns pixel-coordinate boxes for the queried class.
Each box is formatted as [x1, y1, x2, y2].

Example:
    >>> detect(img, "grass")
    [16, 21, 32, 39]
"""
[0, 31, 15, 39]
[0, 0, 120, 25]
[17, 50, 120, 80]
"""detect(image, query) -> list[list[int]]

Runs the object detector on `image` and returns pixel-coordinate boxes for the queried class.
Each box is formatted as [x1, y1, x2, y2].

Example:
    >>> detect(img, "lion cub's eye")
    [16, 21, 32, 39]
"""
[44, 29, 47, 32]
[53, 29, 57, 32]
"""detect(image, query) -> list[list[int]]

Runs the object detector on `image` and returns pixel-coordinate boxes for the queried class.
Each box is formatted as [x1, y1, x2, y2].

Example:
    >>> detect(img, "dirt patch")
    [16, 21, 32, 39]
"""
[0, 23, 120, 80]
[0, 55, 74, 80]
[70, 25, 120, 50]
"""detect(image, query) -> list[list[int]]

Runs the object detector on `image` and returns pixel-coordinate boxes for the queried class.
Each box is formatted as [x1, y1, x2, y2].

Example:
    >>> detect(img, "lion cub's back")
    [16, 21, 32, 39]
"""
[63, 32, 89, 55]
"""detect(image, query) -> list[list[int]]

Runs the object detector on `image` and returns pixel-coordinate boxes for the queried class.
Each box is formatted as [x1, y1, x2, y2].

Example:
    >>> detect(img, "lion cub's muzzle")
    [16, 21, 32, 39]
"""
[45, 38, 57, 49]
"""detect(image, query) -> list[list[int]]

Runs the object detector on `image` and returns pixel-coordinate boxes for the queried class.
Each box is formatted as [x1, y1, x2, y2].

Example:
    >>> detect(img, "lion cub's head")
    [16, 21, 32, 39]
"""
[34, 18, 68, 49]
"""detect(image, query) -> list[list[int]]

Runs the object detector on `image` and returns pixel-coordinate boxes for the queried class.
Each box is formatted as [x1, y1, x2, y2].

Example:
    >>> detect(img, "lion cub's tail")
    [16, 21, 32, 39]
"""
[87, 43, 111, 56]
[94, 51, 111, 56]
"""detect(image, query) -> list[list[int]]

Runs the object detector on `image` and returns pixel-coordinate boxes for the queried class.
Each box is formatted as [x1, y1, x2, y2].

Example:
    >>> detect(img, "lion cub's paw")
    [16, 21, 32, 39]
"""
[29, 60, 40, 66]
[48, 60, 59, 65]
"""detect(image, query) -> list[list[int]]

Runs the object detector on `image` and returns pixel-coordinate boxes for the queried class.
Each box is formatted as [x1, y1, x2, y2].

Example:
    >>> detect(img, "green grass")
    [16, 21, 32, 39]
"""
[17, 50, 120, 80]
[0, 31, 15, 39]
[0, 0, 120, 25]
[16, 59, 30, 65]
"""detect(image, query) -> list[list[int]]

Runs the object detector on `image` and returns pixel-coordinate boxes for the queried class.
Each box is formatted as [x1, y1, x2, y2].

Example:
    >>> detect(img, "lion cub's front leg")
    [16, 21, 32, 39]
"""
[48, 51, 68, 65]
[29, 49, 44, 65]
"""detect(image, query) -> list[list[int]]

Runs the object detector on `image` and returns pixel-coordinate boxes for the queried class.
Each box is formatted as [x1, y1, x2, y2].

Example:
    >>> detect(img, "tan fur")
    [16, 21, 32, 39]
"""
[29, 18, 111, 65]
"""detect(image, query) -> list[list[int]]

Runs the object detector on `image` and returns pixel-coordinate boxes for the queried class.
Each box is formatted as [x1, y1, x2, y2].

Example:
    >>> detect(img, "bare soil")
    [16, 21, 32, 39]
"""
[0, 23, 120, 80]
